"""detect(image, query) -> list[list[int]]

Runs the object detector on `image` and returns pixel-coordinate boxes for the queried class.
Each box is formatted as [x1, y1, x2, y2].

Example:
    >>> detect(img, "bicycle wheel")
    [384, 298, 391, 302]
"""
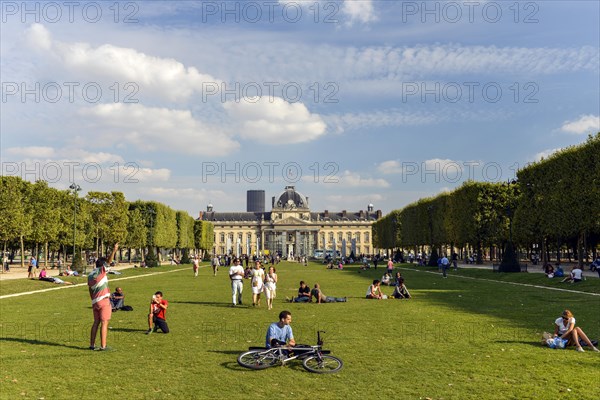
[237, 350, 278, 370]
[302, 354, 343, 373]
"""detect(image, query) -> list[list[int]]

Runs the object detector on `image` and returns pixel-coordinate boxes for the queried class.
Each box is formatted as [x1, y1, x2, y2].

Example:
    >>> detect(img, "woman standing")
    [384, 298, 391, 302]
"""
[553, 310, 599, 352]
[264, 266, 278, 310]
[251, 261, 265, 307]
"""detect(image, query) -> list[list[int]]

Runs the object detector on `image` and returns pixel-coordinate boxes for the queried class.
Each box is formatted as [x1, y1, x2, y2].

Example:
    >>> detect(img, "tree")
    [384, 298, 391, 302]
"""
[0, 177, 32, 269]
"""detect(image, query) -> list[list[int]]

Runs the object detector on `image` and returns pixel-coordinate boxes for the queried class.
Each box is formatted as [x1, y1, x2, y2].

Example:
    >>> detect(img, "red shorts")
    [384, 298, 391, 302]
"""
[92, 298, 112, 321]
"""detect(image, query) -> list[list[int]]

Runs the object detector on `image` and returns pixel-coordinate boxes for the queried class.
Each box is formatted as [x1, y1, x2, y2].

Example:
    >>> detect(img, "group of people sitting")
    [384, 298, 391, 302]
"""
[543, 263, 565, 278]
[366, 273, 411, 300]
[37, 267, 73, 285]
[286, 281, 347, 303]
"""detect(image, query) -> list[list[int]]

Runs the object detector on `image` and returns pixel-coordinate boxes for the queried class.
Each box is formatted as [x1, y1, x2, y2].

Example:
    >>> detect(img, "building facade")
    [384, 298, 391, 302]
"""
[199, 186, 381, 258]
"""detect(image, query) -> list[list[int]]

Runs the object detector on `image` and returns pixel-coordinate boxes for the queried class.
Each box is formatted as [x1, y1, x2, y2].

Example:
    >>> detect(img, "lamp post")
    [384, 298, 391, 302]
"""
[145, 206, 156, 267]
[427, 205, 438, 266]
[69, 183, 81, 271]
[500, 179, 520, 272]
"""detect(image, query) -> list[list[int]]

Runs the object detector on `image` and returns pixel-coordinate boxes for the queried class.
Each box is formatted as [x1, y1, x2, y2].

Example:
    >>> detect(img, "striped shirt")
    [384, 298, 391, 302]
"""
[88, 265, 110, 305]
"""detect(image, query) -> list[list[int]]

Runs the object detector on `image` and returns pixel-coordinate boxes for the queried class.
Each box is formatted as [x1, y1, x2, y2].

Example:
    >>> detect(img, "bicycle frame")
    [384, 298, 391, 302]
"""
[239, 330, 342, 373]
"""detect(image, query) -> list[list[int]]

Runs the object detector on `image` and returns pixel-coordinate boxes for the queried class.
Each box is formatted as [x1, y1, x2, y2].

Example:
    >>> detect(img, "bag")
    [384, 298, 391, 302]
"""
[546, 337, 567, 349]
[120, 305, 133, 311]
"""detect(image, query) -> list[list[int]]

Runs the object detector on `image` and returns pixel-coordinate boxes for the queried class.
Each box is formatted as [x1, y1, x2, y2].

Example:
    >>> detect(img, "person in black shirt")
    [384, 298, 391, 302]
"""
[287, 281, 310, 303]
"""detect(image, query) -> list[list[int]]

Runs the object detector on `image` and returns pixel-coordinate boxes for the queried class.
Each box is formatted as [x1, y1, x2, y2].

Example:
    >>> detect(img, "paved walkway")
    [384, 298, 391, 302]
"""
[0, 262, 137, 281]
[452, 262, 599, 278]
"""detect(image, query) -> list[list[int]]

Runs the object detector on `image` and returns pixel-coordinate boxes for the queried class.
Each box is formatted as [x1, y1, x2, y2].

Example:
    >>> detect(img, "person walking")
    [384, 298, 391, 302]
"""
[251, 261, 265, 307]
[441, 254, 450, 278]
[192, 255, 200, 277]
[211, 254, 220, 276]
[264, 266, 278, 310]
[229, 258, 244, 306]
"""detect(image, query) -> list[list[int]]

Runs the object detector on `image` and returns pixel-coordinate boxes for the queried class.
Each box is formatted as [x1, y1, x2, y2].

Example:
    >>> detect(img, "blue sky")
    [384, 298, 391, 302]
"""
[1, 1, 598, 216]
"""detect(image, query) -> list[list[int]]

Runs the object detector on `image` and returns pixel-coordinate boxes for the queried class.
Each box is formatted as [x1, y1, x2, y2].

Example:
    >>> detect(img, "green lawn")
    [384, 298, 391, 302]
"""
[1, 262, 599, 399]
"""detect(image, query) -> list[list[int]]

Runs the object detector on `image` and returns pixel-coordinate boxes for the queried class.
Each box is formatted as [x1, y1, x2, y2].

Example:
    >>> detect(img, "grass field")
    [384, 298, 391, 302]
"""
[1, 262, 599, 400]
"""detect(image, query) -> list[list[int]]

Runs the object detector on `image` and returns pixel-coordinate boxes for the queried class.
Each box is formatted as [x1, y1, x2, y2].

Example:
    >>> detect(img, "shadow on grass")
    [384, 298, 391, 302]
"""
[220, 361, 250, 371]
[171, 300, 233, 308]
[0, 336, 87, 350]
[495, 339, 543, 348]
[110, 327, 147, 333]
[208, 349, 243, 355]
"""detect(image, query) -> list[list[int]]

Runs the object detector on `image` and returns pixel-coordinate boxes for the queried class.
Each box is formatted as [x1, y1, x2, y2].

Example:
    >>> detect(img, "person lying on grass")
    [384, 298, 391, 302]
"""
[310, 283, 347, 303]
[553, 309, 599, 352]
[37, 267, 73, 285]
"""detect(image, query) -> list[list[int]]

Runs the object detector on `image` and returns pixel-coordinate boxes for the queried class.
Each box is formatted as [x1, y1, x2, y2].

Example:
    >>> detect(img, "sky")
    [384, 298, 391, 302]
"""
[1, 0, 599, 217]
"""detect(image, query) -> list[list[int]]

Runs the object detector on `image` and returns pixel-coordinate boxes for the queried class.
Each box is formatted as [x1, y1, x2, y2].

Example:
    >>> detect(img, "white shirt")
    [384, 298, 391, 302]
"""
[571, 268, 583, 280]
[555, 317, 575, 335]
[229, 265, 244, 280]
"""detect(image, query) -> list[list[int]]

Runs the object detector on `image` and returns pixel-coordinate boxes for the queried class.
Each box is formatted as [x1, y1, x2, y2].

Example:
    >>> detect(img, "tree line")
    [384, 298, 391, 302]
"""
[373, 133, 600, 267]
[0, 177, 214, 270]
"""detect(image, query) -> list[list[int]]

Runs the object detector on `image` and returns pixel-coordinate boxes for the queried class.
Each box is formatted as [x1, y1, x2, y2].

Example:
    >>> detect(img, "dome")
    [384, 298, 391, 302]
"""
[274, 186, 308, 209]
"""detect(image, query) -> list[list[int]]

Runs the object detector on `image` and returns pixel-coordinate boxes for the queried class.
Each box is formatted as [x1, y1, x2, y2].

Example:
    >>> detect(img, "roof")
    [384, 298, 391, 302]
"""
[273, 186, 309, 209]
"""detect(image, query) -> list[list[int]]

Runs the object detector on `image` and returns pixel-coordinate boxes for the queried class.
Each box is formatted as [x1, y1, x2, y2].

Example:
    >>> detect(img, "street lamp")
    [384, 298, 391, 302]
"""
[500, 179, 520, 272]
[426, 205, 438, 266]
[69, 183, 81, 271]
[146, 205, 156, 267]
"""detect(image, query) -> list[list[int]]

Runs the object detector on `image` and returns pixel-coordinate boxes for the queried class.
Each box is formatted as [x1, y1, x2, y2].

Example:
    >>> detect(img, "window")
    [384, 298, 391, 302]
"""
[355, 232, 361, 243]
[364, 232, 370, 243]
[219, 233, 225, 243]
[337, 232, 343, 242]
[328, 232, 334, 242]
[347, 232, 352, 241]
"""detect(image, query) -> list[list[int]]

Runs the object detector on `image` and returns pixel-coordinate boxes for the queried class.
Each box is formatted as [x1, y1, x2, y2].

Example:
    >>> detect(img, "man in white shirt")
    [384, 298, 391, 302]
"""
[229, 258, 245, 306]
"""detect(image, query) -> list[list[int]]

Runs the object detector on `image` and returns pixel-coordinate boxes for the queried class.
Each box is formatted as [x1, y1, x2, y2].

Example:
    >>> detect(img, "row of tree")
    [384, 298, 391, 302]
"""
[0, 176, 214, 270]
[373, 133, 600, 268]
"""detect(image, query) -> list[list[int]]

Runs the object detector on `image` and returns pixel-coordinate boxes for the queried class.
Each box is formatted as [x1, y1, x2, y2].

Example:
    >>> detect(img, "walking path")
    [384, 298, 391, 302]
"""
[0, 262, 135, 281]
[0, 266, 192, 300]
[453, 262, 599, 278]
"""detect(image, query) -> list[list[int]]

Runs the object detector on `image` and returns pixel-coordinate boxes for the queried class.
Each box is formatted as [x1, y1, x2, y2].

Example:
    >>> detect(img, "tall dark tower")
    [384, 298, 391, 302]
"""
[247, 190, 265, 212]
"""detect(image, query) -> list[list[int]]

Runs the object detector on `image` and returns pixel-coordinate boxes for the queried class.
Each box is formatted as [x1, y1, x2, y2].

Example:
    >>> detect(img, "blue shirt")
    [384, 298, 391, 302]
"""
[265, 322, 293, 348]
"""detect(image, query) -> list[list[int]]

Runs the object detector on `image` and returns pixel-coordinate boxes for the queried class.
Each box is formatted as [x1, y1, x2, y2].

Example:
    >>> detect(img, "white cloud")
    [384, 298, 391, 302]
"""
[341, 0, 377, 25]
[560, 114, 600, 134]
[127, 167, 171, 182]
[7, 146, 56, 158]
[224, 97, 327, 144]
[533, 148, 562, 162]
[377, 160, 403, 175]
[338, 170, 389, 188]
[24, 24, 220, 102]
[79, 103, 239, 156]
[325, 110, 436, 133]
[325, 193, 384, 211]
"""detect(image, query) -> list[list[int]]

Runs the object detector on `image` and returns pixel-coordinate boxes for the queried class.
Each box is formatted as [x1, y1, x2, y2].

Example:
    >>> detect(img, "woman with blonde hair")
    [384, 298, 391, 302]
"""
[264, 266, 278, 310]
[553, 310, 599, 352]
[251, 261, 265, 307]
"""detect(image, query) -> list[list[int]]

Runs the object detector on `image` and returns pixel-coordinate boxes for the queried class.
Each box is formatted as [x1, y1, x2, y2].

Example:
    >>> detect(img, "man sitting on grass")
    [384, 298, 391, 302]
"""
[146, 291, 169, 334]
[265, 310, 295, 349]
[110, 287, 125, 310]
[287, 281, 311, 303]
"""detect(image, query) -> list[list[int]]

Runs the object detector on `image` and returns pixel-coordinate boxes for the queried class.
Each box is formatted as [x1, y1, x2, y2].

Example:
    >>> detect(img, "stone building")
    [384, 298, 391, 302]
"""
[198, 186, 381, 258]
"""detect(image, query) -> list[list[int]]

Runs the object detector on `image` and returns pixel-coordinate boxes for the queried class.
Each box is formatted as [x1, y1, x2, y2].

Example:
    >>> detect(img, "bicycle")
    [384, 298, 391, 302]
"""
[237, 331, 343, 373]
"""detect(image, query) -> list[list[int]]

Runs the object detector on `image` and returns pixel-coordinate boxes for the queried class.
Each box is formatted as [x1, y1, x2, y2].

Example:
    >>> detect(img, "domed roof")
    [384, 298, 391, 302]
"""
[274, 186, 308, 210]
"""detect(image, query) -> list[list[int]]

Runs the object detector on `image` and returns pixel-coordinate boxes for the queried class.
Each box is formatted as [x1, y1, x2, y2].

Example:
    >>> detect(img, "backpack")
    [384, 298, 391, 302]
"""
[120, 305, 134, 311]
